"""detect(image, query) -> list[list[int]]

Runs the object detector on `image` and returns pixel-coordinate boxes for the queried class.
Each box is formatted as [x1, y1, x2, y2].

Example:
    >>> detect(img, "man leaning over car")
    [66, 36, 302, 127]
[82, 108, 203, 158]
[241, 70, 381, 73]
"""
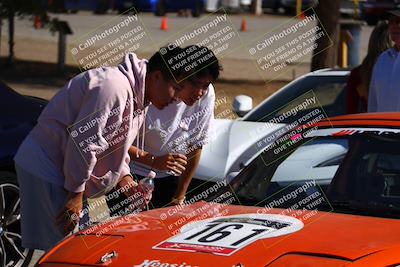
[106, 45, 221, 214]
[13, 45, 220, 251]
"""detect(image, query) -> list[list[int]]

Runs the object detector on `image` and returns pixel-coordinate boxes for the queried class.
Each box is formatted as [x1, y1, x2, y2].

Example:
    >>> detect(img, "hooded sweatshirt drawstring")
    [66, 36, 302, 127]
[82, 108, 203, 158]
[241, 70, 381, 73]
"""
[118, 53, 148, 159]
[135, 108, 148, 159]
[142, 114, 146, 156]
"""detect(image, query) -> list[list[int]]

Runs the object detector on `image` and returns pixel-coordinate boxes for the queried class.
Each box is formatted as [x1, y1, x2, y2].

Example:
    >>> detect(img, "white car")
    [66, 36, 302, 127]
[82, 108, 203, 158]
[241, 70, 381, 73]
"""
[206, 0, 252, 12]
[194, 69, 351, 185]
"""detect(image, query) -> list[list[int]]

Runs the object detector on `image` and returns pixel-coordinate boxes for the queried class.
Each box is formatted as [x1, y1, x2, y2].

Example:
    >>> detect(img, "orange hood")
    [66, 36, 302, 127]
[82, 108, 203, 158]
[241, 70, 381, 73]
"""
[40, 202, 400, 267]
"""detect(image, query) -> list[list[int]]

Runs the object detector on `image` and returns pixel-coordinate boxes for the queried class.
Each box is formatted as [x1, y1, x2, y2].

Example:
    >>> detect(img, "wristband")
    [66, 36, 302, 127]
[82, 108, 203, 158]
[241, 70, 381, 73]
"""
[118, 173, 134, 184]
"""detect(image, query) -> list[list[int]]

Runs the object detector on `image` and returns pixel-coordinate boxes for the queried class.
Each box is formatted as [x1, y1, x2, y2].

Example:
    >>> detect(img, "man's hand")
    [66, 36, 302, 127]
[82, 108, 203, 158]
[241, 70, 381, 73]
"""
[117, 175, 148, 211]
[153, 153, 187, 175]
[56, 191, 83, 236]
[118, 174, 139, 198]
[128, 147, 187, 175]
[172, 148, 202, 206]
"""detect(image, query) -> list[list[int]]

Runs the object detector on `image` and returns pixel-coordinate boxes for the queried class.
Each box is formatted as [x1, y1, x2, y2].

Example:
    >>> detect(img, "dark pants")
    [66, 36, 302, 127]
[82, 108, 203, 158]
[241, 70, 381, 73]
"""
[106, 175, 179, 216]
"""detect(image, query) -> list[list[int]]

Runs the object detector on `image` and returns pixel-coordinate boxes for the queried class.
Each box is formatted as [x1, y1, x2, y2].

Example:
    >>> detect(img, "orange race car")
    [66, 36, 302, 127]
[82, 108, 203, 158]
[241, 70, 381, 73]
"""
[39, 113, 400, 267]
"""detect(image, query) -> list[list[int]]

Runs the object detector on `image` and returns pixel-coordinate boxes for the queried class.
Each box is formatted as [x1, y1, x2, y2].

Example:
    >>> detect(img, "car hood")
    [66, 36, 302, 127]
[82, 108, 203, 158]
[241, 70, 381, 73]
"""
[41, 202, 400, 267]
[196, 119, 284, 181]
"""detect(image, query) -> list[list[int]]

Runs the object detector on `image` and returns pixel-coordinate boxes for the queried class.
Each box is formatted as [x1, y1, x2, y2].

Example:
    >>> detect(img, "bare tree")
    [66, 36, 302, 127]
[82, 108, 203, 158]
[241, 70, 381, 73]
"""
[0, 18, 2, 58]
[0, 0, 53, 66]
[311, 0, 340, 71]
[7, 7, 15, 66]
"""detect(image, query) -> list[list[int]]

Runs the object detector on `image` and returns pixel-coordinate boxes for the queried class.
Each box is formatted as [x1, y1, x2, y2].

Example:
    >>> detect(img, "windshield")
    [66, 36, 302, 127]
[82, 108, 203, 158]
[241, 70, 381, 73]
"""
[227, 132, 400, 219]
[243, 75, 349, 123]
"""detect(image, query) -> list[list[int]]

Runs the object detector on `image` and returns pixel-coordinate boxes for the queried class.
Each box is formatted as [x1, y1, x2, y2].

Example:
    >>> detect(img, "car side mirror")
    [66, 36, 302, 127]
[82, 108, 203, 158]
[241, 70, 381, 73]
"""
[232, 95, 253, 117]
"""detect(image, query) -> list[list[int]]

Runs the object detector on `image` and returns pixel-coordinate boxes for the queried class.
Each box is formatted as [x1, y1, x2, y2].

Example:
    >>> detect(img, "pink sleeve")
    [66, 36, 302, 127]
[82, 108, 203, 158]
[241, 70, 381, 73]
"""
[63, 78, 130, 193]
[120, 154, 131, 178]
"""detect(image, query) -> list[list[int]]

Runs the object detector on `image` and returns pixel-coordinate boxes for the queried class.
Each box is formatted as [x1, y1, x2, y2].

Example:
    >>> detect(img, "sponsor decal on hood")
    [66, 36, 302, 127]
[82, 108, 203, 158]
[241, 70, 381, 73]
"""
[153, 214, 303, 256]
[133, 259, 198, 267]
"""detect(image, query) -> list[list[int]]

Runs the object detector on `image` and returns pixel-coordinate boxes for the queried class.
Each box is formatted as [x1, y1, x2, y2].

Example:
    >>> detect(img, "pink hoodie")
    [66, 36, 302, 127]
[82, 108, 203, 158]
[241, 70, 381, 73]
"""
[30, 53, 147, 197]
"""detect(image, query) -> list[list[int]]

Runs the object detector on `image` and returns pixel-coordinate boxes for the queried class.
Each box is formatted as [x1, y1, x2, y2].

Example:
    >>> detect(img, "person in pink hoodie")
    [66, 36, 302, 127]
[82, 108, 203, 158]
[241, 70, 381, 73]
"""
[14, 45, 221, 251]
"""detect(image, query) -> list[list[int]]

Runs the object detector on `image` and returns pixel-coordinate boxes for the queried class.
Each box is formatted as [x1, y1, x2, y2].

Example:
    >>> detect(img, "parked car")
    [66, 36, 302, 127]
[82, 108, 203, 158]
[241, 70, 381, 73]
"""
[360, 0, 400, 25]
[114, 0, 155, 14]
[280, 0, 318, 13]
[115, 0, 205, 16]
[0, 81, 47, 266]
[194, 69, 350, 184]
[262, 0, 282, 12]
[64, 0, 113, 14]
[38, 113, 400, 267]
[340, 0, 361, 18]
[206, 0, 252, 12]
[262, 0, 318, 14]
[263, 0, 361, 18]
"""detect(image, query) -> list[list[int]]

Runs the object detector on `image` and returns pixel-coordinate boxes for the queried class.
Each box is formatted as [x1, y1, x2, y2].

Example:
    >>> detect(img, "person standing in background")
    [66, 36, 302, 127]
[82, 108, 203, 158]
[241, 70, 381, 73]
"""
[346, 20, 391, 113]
[368, 11, 400, 112]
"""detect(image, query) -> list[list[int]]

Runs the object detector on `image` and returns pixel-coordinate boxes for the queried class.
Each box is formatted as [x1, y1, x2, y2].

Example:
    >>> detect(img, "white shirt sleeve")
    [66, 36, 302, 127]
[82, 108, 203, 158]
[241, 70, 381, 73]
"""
[190, 84, 216, 148]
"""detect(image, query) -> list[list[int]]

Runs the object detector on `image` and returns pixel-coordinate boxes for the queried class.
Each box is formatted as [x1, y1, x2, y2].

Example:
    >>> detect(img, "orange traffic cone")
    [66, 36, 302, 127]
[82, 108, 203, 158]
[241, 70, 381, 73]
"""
[240, 18, 247, 32]
[34, 15, 42, 29]
[160, 16, 168, 31]
[299, 11, 306, 20]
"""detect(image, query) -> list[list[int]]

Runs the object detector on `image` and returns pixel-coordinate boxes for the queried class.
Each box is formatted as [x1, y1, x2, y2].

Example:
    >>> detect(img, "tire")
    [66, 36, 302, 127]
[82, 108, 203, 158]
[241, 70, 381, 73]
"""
[94, 0, 109, 14]
[155, 0, 166, 16]
[0, 171, 33, 267]
[283, 7, 293, 15]
[304, 8, 314, 16]
[118, 1, 140, 15]
[191, 0, 204, 17]
[272, 0, 280, 12]
[120, 7, 139, 15]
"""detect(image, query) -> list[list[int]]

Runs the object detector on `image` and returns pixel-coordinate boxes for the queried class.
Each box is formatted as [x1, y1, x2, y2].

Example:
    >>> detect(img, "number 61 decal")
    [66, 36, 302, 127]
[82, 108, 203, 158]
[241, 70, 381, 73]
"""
[153, 214, 303, 256]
